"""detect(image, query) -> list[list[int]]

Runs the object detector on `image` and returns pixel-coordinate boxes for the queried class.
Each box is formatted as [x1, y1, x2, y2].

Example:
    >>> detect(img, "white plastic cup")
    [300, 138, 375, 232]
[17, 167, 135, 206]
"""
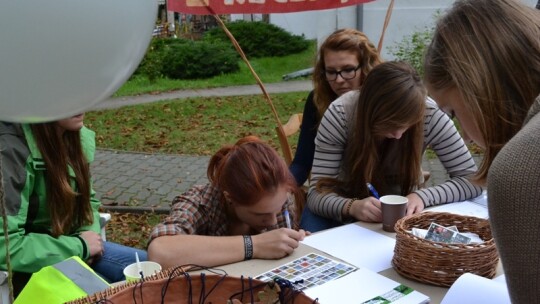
[380, 195, 408, 232]
[123, 261, 162, 283]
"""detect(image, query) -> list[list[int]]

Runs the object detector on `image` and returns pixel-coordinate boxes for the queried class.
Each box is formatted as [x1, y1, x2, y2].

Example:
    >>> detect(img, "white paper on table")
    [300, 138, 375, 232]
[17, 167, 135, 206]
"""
[301, 223, 395, 272]
[304, 268, 430, 304]
[441, 273, 510, 304]
[468, 191, 488, 207]
[426, 191, 489, 219]
[493, 274, 506, 284]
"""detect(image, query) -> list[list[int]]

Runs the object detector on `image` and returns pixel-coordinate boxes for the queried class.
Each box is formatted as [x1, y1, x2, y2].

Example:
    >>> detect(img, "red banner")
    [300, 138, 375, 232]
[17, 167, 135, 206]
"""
[167, 0, 375, 15]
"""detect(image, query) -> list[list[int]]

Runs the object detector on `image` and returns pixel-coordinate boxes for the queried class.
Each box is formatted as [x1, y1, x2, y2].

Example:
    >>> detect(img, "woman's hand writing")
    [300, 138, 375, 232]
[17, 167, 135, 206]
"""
[252, 228, 306, 260]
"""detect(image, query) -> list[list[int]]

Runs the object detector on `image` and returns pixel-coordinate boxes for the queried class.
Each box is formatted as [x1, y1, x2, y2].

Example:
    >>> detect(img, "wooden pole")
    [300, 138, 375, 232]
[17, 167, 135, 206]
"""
[211, 14, 287, 144]
[377, 0, 395, 55]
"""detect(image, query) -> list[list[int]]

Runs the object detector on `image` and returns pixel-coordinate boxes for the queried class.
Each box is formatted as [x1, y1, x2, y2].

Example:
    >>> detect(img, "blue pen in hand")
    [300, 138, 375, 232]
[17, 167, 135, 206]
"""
[366, 183, 380, 199]
[283, 209, 292, 229]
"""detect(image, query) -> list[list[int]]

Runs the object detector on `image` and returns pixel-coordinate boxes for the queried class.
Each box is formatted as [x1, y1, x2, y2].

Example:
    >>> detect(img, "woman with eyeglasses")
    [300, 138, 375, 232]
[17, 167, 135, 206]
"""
[303, 61, 483, 232]
[290, 29, 382, 191]
[148, 136, 307, 269]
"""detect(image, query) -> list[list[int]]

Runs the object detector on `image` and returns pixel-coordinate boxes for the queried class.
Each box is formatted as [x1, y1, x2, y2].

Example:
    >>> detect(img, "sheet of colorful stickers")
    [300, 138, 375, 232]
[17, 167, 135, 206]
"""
[255, 252, 357, 290]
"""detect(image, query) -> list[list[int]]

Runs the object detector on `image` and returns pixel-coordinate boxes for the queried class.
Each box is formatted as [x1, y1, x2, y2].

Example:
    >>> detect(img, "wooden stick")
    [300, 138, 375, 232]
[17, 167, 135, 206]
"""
[211, 15, 285, 135]
[377, 0, 395, 55]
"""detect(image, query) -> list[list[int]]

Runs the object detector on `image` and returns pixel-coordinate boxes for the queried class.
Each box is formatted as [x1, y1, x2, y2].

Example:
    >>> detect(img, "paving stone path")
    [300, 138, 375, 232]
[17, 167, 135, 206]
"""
[91, 148, 482, 214]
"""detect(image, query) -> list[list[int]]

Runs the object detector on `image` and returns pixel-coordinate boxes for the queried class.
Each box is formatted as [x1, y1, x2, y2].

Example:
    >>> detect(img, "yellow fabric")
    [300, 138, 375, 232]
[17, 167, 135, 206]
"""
[14, 257, 109, 304]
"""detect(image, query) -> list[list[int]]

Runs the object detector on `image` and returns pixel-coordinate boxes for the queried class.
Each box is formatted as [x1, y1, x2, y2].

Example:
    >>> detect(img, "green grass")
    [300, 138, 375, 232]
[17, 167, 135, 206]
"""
[114, 40, 316, 97]
[86, 92, 308, 155]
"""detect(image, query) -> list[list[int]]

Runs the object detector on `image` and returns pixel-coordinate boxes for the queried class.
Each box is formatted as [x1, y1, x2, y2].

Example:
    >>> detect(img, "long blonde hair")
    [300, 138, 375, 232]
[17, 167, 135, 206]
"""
[424, 0, 540, 183]
[313, 28, 382, 120]
[317, 61, 426, 198]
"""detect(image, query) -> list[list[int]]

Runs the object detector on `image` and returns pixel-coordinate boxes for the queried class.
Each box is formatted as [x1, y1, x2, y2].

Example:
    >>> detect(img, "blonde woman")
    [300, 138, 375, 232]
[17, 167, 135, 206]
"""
[424, 0, 540, 301]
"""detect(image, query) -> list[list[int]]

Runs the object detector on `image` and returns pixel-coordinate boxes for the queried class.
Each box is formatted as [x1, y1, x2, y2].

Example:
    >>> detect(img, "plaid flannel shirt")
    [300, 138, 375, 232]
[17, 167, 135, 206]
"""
[149, 183, 295, 243]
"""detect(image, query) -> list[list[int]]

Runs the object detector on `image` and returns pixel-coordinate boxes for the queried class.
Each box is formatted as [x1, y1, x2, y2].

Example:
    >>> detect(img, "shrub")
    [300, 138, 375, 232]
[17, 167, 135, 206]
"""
[389, 11, 444, 76]
[132, 38, 188, 81]
[203, 20, 310, 58]
[161, 40, 240, 79]
[132, 37, 240, 81]
[388, 24, 435, 77]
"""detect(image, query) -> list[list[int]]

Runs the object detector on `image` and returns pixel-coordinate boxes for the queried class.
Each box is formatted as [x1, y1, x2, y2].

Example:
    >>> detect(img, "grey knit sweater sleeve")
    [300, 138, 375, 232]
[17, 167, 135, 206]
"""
[488, 96, 540, 303]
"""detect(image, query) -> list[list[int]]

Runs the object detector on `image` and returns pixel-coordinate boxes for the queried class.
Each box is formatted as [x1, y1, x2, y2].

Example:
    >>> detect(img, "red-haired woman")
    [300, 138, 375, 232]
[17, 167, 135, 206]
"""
[148, 136, 307, 270]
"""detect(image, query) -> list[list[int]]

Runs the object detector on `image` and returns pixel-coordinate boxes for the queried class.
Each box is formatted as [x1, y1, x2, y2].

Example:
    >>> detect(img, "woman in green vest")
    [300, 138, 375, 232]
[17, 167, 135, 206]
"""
[0, 114, 147, 296]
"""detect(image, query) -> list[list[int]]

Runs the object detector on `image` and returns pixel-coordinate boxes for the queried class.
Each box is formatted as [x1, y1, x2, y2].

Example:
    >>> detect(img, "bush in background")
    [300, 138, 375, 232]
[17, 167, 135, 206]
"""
[131, 21, 310, 81]
[132, 38, 183, 81]
[132, 37, 239, 80]
[203, 20, 310, 58]
[388, 19, 436, 77]
[161, 39, 239, 79]
[389, 25, 433, 77]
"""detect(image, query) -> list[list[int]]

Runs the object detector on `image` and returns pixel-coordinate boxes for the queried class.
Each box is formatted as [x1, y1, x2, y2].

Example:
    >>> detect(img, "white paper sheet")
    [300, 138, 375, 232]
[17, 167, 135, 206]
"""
[441, 273, 510, 304]
[493, 274, 507, 284]
[301, 224, 396, 272]
[427, 191, 489, 219]
[304, 268, 430, 304]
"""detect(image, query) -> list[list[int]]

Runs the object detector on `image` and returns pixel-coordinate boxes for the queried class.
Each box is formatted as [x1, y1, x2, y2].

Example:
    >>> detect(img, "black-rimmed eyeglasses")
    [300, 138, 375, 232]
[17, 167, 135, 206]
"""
[324, 65, 361, 81]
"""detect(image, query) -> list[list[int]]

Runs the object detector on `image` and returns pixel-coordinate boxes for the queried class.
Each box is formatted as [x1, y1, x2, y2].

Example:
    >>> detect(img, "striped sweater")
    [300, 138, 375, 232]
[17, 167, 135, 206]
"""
[307, 90, 483, 222]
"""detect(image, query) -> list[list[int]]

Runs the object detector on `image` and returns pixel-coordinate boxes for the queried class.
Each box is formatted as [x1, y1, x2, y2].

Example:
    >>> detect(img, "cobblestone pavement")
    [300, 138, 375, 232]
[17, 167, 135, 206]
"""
[91, 150, 210, 213]
[91, 148, 483, 214]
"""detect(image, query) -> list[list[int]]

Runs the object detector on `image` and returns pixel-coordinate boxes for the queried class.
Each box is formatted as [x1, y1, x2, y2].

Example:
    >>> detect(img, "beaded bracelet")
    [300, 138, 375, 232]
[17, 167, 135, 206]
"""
[243, 235, 253, 260]
[345, 198, 357, 218]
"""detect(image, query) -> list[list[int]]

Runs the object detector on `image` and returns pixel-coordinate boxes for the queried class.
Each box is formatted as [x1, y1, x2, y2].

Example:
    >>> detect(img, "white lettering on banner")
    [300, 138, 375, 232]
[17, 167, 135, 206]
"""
[191, 0, 323, 7]
[180, 0, 363, 12]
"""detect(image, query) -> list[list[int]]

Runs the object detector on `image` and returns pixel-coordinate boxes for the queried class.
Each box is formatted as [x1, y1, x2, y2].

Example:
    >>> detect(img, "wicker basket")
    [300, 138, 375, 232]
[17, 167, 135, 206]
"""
[392, 211, 499, 287]
[68, 266, 316, 304]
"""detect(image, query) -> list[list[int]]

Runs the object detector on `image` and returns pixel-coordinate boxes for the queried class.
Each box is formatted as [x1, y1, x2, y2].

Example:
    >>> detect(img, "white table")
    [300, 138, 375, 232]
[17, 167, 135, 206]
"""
[203, 221, 503, 303]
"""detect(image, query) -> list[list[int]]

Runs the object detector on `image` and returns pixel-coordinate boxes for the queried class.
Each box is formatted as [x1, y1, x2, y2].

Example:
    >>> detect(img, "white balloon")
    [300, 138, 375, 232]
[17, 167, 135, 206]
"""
[0, 0, 157, 122]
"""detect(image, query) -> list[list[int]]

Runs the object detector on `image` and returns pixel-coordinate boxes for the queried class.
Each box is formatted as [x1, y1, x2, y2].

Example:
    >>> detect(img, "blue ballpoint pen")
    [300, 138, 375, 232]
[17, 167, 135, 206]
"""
[283, 209, 292, 229]
[366, 183, 380, 199]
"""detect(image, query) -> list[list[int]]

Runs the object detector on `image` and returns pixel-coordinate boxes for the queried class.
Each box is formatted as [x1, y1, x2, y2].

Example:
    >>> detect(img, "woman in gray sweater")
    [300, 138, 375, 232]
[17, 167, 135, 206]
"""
[423, 0, 540, 302]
